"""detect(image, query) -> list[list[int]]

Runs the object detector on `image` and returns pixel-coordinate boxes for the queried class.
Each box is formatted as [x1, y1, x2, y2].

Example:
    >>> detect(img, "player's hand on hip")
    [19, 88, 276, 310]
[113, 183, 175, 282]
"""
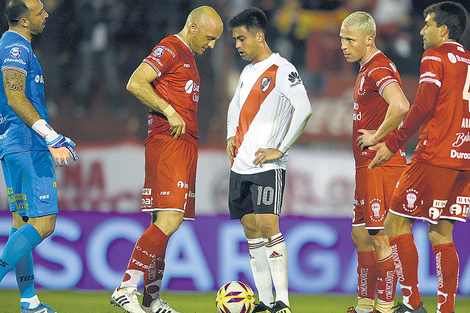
[253, 148, 283, 167]
[368, 142, 393, 169]
[47, 135, 79, 167]
[226, 137, 235, 161]
[357, 129, 378, 150]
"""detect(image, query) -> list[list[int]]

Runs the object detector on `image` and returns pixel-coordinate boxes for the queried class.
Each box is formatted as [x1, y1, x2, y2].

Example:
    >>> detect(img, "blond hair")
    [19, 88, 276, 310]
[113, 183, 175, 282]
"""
[341, 11, 376, 38]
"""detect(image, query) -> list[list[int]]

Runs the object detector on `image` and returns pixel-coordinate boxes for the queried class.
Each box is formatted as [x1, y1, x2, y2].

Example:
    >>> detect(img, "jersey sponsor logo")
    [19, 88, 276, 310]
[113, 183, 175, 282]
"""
[462, 118, 470, 128]
[404, 189, 419, 213]
[153, 47, 164, 57]
[261, 77, 272, 92]
[3, 57, 26, 65]
[9, 47, 21, 58]
[184, 63, 190, 68]
[452, 131, 470, 147]
[448, 52, 457, 64]
[429, 200, 446, 220]
[141, 197, 153, 207]
[35, 75, 44, 84]
[288, 71, 302, 87]
[142, 188, 152, 195]
[450, 149, 470, 159]
[422, 55, 441, 63]
[353, 102, 362, 121]
[449, 196, 469, 217]
[185, 80, 200, 95]
[177, 180, 189, 189]
[456, 54, 470, 65]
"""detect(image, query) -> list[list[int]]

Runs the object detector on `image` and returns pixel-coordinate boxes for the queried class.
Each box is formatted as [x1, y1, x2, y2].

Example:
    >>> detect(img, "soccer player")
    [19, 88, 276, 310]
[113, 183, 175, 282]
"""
[0, 1, 78, 312]
[368, 2, 469, 313]
[226, 8, 312, 313]
[340, 11, 410, 313]
[110, 6, 223, 313]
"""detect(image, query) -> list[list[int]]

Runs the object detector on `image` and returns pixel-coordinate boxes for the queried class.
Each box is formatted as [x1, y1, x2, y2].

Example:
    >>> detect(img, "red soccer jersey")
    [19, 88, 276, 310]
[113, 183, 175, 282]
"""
[143, 35, 200, 141]
[353, 51, 406, 169]
[386, 42, 470, 170]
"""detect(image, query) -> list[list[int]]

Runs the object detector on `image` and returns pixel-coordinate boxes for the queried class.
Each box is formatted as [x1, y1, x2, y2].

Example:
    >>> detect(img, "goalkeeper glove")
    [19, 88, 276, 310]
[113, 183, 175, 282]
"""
[32, 119, 79, 167]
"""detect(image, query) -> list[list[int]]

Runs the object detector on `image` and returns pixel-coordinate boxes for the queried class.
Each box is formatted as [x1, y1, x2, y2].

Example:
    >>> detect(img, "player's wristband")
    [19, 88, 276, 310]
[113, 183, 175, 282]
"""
[32, 119, 60, 143]
[163, 105, 176, 117]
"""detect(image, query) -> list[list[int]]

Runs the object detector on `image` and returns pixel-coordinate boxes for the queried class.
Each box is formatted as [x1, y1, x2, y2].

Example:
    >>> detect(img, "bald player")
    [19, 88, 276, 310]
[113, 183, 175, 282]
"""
[110, 6, 223, 313]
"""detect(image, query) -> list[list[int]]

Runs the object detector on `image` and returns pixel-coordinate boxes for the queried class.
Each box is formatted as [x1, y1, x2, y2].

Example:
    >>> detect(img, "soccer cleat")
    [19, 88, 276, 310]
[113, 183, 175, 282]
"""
[110, 287, 146, 313]
[271, 300, 292, 313]
[392, 302, 427, 313]
[253, 301, 272, 313]
[141, 298, 181, 313]
[20, 303, 57, 313]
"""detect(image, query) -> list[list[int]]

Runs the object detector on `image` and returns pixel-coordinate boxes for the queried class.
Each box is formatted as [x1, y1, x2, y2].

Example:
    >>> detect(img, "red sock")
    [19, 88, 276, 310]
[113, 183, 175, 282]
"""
[377, 254, 397, 303]
[390, 233, 421, 309]
[357, 250, 378, 300]
[433, 242, 458, 313]
[122, 224, 169, 286]
[142, 256, 165, 307]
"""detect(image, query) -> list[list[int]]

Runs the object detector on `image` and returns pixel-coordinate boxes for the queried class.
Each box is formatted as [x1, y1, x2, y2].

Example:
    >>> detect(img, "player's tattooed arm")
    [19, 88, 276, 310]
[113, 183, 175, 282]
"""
[3, 69, 26, 92]
[3, 69, 42, 127]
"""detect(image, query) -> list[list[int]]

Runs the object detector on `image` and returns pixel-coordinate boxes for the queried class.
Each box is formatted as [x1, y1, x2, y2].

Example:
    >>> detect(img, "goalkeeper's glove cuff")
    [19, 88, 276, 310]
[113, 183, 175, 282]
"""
[32, 119, 60, 143]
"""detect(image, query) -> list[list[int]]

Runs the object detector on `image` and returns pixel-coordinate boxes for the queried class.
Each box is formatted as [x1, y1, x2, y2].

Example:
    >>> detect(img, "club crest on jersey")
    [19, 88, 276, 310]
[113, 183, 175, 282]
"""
[9, 47, 21, 58]
[261, 77, 272, 92]
[288, 71, 302, 87]
[369, 198, 384, 222]
[404, 189, 419, 212]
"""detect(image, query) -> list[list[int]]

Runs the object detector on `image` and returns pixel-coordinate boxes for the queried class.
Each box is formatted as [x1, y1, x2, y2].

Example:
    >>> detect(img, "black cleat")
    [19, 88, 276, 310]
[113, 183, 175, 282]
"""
[392, 302, 427, 313]
[253, 301, 272, 313]
[271, 301, 292, 313]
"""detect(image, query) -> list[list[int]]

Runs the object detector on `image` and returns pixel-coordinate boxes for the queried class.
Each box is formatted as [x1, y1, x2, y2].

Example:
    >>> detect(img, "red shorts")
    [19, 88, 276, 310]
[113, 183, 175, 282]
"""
[390, 160, 470, 224]
[141, 133, 198, 220]
[353, 166, 404, 229]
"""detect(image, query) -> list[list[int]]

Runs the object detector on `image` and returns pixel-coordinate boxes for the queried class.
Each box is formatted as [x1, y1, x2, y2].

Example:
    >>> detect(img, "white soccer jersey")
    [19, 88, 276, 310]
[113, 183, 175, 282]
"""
[227, 53, 312, 175]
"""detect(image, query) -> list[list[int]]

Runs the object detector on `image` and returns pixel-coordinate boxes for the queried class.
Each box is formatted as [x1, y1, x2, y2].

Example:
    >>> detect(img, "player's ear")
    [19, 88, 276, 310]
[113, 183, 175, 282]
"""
[439, 24, 449, 39]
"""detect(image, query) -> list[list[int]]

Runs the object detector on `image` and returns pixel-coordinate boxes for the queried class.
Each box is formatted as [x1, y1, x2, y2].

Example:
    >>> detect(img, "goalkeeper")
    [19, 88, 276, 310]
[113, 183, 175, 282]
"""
[0, 1, 78, 313]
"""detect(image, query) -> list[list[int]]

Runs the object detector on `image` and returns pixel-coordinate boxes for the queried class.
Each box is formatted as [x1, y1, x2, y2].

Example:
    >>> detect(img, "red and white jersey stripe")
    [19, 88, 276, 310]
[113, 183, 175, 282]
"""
[227, 53, 311, 174]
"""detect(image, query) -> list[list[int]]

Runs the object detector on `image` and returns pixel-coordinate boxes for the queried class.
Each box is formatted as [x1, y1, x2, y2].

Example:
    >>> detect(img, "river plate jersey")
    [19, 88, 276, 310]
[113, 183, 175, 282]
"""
[353, 51, 406, 169]
[0, 31, 49, 158]
[386, 41, 470, 170]
[227, 53, 309, 174]
[143, 35, 200, 141]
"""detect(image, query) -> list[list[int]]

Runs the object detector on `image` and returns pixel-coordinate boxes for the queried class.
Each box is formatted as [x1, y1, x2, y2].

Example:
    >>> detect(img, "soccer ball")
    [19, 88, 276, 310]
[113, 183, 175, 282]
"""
[215, 281, 255, 313]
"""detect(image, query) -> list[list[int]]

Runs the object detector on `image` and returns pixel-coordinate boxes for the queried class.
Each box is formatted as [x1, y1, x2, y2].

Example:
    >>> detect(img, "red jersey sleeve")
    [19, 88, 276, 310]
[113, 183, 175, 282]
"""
[143, 45, 178, 77]
[385, 82, 439, 153]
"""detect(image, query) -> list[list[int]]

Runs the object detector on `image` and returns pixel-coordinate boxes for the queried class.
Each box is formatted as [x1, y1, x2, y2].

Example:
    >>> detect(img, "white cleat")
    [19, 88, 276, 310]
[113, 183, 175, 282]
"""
[110, 287, 146, 313]
[142, 298, 181, 313]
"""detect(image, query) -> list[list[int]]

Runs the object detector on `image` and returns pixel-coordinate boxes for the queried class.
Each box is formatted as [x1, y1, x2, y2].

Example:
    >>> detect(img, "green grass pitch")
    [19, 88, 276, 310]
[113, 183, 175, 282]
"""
[0, 290, 470, 313]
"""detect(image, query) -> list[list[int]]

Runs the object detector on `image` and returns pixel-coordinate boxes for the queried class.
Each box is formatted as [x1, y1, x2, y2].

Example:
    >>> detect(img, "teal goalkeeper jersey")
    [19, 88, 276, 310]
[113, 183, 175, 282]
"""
[0, 31, 49, 158]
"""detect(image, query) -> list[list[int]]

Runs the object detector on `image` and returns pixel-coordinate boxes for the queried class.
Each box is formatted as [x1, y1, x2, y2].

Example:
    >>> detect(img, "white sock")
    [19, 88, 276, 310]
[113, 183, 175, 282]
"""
[248, 238, 274, 305]
[265, 233, 289, 306]
[20, 295, 40, 309]
[120, 269, 144, 289]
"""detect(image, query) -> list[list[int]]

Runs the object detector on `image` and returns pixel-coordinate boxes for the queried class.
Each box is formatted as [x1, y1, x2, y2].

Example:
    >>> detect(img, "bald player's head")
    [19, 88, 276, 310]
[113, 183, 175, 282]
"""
[179, 6, 223, 55]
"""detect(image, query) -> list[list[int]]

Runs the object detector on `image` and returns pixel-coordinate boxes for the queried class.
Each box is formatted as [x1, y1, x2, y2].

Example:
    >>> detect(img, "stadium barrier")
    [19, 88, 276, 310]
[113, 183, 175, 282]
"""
[1, 211, 470, 295]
